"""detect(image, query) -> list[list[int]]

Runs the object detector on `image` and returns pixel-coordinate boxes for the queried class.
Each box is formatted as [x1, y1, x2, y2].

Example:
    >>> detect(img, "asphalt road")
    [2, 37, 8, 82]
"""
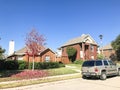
[2, 76, 120, 90]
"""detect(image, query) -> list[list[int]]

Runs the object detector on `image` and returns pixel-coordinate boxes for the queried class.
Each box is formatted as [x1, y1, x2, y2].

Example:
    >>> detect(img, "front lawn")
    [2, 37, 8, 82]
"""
[48, 67, 77, 76]
[66, 64, 82, 70]
[0, 67, 78, 82]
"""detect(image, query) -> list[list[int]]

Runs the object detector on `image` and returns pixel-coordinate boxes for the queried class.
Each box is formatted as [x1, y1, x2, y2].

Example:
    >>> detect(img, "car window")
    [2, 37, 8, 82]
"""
[95, 61, 102, 66]
[82, 61, 95, 67]
[108, 60, 116, 66]
[104, 61, 108, 66]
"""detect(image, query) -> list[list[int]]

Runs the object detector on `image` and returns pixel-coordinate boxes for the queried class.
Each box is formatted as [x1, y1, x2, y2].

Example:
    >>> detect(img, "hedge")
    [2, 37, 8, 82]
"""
[4, 60, 19, 70]
[74, 60, 84, 65]
[0, 60, 65, 70]
[18, 60, 27, 70]
[0, 60, 5, 70]
[29, 62, 65, 69]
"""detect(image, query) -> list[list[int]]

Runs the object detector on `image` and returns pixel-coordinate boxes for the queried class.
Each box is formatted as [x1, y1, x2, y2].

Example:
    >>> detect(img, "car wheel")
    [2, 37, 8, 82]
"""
[118, 69, 120, 76]
[100, 72, 106, 80]
[82, 75, 87, 79]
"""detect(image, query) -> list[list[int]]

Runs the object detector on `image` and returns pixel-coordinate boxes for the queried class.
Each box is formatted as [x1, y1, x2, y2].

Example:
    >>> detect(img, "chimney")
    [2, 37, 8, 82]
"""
[8, 40, 15, 55]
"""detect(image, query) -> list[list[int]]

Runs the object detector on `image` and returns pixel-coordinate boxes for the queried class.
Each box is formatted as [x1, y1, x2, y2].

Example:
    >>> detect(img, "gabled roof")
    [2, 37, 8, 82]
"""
[102, 43, 113, 50]
[8, 46, 55, 57]
[15, 47, 26, 55]
[61, 34, 98, 47]
[39, 48, 55, 55]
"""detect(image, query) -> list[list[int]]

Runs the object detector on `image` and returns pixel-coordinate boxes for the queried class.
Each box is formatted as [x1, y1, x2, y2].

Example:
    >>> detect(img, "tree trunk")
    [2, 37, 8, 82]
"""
[32, 55, 35, 71]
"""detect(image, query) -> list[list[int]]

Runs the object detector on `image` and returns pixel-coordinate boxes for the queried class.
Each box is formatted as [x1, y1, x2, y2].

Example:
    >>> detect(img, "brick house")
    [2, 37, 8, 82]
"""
[7, 47, 56, 62]
[101, 43, 115, 60]
[60, 34, 98, 63]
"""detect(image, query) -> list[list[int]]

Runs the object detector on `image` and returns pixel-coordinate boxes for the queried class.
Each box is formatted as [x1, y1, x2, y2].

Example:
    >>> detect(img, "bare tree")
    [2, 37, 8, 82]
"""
[25, 29, 46, 70]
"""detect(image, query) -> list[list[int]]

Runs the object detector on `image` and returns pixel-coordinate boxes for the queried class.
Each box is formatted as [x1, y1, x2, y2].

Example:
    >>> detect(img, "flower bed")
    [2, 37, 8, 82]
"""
[11, 70, 48, 79]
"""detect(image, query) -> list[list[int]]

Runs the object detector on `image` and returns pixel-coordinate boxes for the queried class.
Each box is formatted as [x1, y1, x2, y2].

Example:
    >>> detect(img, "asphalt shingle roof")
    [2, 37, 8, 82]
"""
[61, 34, 97, 47]
[102, 43, 113, 50]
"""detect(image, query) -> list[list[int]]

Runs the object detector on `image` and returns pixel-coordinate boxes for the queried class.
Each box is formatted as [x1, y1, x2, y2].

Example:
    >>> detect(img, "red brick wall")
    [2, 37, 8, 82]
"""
[24, 49, 56, 62]
[40, 50, 56, 62]
[103, 49, 115, 59]
[61, 44, 82, 63]
[61, 43, 98, 63]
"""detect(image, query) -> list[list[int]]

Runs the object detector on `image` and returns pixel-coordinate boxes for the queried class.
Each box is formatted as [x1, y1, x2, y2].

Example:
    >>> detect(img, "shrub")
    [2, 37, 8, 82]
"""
[0, 60, 5, 70]
[66, 46, 77, 62]
[59, 61, 65, 67]
[4, 60, 19, 70]
[74, 60, 84, 65]
[97, 54, 104, 60]
[18, 60, 27, 70]
[29, 62, 41, 69]
[29, 62, 64, 69]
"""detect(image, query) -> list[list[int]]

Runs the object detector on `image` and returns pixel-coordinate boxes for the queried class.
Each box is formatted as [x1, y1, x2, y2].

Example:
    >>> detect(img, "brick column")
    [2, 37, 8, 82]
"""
[82, 42, 85, 60]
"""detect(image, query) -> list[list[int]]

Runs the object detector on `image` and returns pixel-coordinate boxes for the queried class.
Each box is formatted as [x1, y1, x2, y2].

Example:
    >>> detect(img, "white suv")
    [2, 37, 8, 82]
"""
[81, 60, 120, 80]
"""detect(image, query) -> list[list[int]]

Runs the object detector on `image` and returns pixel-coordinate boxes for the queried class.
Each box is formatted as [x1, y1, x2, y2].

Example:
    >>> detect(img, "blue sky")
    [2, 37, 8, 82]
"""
[0, 0, 120, 54]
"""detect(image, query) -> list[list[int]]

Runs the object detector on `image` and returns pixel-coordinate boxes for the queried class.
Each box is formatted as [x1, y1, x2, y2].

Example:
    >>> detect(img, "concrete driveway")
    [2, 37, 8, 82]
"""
[3, 76, 120, 90]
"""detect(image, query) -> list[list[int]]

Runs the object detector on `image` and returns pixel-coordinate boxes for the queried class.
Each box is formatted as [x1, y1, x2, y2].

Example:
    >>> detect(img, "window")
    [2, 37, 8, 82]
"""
[108, 60, 115, 65]
[95, 61, 102, 66]
[90, 45, 94, 52]
[82, 61, 95, 67]
[45, 56, 50, 62]
[104, 61, 108, 66]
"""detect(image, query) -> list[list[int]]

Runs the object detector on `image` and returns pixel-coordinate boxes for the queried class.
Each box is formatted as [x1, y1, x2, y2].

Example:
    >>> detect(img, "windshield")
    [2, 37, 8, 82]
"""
[82, 61, 95, 67]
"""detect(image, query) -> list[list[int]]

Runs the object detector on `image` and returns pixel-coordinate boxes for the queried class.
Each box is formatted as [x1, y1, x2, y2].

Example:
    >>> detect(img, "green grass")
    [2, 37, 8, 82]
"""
[66, 64, 82, 70]
[47, 67, 78, 76]
[0, 67, 81, 89]
[0, 67, 78, 82]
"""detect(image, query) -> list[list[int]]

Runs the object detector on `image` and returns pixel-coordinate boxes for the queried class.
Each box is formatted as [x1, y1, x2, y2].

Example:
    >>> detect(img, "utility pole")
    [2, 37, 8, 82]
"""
[99, 35, 103, 54]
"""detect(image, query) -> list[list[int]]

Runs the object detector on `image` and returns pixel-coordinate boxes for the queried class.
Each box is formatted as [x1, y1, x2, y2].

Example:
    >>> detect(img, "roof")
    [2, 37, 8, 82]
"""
[61, 34, 98, 47]
[39, 48, 55, 55]
[102, 43, 113, 50]
[8, 46, 55, 57]
[15, 47, 27, 55]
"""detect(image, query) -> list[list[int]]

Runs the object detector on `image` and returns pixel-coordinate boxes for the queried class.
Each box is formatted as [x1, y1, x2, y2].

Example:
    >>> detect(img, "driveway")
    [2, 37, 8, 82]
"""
[3, 76, 120, 90]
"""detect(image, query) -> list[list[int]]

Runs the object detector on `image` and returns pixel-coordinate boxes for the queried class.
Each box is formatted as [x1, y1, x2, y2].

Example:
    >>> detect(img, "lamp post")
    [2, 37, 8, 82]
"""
[99, 35, 103, 54]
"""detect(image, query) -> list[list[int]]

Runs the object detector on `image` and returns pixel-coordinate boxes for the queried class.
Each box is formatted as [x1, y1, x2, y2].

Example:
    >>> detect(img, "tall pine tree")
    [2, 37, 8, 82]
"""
[0, 46, 5, 59]
[112, 34, 120, 61]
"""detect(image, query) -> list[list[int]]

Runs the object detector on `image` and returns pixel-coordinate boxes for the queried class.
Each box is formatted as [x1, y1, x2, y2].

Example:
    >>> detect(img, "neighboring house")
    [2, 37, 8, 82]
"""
[7, 47, 56, 62]
[101, 43, 115, 59]
[60, 34, 98, 63]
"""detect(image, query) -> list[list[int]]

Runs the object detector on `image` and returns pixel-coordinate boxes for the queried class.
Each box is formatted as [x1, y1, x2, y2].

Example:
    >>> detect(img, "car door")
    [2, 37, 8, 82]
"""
[108, 60, 117, 74]
[103, 60, 111, 75]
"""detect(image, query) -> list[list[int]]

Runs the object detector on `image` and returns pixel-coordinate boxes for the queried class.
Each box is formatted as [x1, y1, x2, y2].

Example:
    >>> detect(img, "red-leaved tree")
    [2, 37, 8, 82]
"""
[25, 29, 46, 70]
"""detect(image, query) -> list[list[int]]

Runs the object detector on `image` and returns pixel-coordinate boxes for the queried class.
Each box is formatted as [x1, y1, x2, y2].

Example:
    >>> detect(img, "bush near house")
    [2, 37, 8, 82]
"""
[18, 60, 27, 70]
[97, 54, 104, 60]
[0, 59, 65, 70]
[29, 62, 65, 69]
[4, 60, 19, 70]
[0, 59, 5, 70]
[73, 60, 84, 65]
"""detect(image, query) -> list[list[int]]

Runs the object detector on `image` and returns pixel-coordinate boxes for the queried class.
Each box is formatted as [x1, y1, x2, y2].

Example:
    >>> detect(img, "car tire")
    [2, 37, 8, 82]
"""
[82, 75, 87, 79]
[100, 72, 106, 80]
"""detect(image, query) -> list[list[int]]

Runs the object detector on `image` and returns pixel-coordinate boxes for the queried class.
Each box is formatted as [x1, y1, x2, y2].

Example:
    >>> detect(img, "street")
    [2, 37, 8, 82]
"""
[3, 76, 120, 90]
